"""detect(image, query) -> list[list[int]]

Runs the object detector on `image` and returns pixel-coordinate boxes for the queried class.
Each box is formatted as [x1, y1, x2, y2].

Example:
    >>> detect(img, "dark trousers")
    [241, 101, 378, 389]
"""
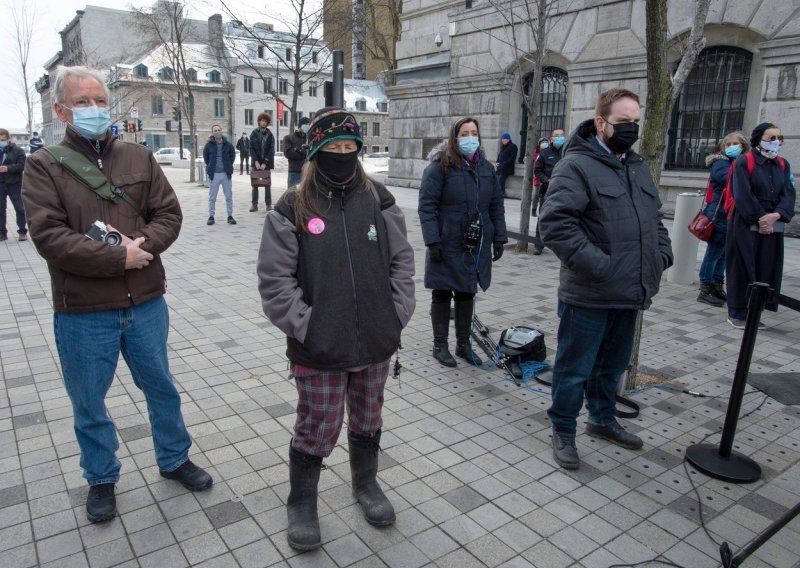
[239, 155, 249, 175]
[0, 183, 27, 236]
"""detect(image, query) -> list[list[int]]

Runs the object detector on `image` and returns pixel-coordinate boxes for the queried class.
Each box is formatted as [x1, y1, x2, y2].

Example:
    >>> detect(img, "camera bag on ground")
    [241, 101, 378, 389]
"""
[43, 146, 148, 221]
[499, 326, 547, 362]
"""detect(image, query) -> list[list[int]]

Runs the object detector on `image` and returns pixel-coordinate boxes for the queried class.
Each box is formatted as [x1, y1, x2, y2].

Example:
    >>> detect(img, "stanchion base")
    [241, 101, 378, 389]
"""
[686, 443, 761, 483]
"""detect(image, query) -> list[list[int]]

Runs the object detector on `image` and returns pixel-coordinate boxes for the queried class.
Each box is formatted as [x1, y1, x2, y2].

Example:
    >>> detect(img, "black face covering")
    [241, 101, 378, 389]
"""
[316, 149, 359, 182]
[605, 121, 639, 154]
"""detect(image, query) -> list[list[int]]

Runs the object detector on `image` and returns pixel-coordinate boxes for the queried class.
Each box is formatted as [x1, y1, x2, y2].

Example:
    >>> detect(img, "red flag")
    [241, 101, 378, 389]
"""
[277, 99, 284, 118]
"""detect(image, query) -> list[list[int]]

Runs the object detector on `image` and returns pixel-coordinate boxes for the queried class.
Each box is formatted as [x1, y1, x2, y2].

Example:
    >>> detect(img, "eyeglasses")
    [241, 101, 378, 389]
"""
[763, 135, 784, 143]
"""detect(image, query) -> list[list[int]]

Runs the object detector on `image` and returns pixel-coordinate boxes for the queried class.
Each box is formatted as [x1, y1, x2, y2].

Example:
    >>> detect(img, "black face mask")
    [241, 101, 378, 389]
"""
[316, 149, 359, 182]
[605, 121, 639, 154]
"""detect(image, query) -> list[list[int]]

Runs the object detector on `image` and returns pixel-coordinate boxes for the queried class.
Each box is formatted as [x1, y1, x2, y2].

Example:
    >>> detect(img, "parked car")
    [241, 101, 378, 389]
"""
[153, 147, 191, 163]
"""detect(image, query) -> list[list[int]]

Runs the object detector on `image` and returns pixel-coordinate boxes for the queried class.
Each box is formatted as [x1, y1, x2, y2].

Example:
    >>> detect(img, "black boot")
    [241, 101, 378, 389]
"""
[712, 281, 727, 302]
[287, 445, 322, 551]
[348, 430, 395, 526]
[697, 283, 724, 307]
[454, 300, 482, 366]
[431, 302, 456, 367]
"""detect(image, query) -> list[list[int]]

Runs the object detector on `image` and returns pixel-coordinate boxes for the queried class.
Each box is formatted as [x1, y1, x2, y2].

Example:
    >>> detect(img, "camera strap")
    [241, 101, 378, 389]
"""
[43, 145, 148, 221]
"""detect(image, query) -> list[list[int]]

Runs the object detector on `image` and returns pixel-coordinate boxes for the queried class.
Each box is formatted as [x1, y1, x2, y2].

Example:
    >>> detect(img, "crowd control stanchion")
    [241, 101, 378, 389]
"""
[685, 282, 771, 483]
[667, 192, 703, 285]
[720, 501, 800, 567]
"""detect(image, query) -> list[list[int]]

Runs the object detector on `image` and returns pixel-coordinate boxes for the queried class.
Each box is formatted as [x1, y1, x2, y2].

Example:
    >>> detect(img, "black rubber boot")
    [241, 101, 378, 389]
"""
[454, 300, 482, 366]
[431, 302, 456, 367]
[697, 283, 724, 307]
[287, 445, 323, 551]
[348, 430, 395, 527]
[712, 281, 727, 302]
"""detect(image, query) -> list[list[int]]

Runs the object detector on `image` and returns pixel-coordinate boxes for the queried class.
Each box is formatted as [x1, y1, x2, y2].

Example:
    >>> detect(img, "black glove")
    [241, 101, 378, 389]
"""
[428, 243, 444, 263]
[492, 242, 504, 261]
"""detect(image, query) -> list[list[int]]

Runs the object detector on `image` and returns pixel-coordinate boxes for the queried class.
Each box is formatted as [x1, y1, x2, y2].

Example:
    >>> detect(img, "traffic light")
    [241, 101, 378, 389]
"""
[172, 106, 180, 122]
[127, 121, 136, 133]
[137, 119, 143, 131]
[122, 120, 128, 132]
[166, 120, 172, 132]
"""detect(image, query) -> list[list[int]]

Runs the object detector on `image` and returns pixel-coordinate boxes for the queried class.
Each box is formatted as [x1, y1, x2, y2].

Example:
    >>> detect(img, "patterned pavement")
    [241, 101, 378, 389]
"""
[1, 164, 799, 568]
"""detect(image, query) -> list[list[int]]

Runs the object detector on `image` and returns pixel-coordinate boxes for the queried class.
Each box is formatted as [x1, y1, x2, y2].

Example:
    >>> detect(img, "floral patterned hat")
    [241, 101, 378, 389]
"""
[306, 107, 363, 160]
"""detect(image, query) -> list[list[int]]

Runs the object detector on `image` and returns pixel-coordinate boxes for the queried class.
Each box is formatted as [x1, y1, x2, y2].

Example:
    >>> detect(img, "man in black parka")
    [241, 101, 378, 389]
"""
[539, 88, 673, 470]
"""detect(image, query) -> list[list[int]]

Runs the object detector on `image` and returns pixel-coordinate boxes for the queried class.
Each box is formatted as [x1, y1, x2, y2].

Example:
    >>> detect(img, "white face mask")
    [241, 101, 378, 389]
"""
[301, 124, 310, 134]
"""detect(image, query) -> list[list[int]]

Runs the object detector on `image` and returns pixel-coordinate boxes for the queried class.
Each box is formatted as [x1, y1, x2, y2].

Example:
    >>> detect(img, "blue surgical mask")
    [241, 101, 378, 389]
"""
[760, 139, 781, 155]
[66, 105, 111, 140]
[540, 142, 550, 149]
[0, 141, 7, 149]
[553, 136, 565, 149]
[458, 136, 480, 156]
[724, 144, 742, 159]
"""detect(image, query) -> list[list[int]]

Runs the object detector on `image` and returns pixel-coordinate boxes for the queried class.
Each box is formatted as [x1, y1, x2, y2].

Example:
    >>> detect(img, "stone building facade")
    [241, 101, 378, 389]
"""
[387, 0, 800, 208]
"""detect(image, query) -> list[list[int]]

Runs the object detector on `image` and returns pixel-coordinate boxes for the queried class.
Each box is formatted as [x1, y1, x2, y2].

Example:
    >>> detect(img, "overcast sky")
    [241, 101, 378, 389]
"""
[0, 0, 321, 131]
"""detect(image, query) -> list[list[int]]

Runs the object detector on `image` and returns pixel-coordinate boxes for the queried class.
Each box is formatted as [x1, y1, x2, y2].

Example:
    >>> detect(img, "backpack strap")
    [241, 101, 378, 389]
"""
[43, 145, 148, 221]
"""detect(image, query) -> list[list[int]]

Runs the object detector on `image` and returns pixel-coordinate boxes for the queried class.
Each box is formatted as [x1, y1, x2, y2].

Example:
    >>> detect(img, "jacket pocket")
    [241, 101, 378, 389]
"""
[109, 171, 151, 221]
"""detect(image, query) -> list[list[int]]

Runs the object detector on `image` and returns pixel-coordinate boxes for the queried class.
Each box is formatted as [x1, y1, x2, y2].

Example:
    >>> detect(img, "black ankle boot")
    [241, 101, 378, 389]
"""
[697, 283, 724, 307]
[287, 446, 323, 551]
[712, 281, 727, 302]
[86, 483, 117, 523]
[431, 302, 456, 367]
[454, 300, 482, 366]
[348, 430, 395, 527]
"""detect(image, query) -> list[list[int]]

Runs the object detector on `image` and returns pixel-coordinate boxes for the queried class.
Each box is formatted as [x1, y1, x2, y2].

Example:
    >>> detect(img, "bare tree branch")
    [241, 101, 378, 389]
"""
[6, 0, 38, 134]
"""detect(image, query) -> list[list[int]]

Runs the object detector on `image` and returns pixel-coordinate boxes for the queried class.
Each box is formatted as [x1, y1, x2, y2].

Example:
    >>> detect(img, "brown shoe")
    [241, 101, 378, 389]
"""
[249, 204, 258, 212]
[19, 233, 28, 241]
[0, 234, 7, 241]
[266, 204, 273, 211]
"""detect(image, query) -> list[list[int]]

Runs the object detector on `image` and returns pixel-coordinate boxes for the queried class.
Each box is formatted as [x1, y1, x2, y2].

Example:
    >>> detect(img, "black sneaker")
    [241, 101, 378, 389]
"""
[160, 460, 213, 491]
[585, 421, 643, 450]
[86, 483, 117, 523]
[552, 433, 580, 469]
[227, 216, 237, 225]
[207, 217, 215, 226]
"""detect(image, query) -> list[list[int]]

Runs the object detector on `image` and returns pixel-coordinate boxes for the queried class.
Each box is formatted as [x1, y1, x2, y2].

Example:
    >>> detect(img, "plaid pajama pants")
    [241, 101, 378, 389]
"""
[290, 360, 390, 457]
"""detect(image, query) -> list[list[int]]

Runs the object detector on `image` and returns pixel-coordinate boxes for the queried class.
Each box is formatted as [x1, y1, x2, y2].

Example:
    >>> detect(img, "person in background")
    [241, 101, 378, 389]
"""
[495, 132, 517, 197]
[22, 65, 212, 524]
[532, 128, 565, 255]
[725, 122, 795, 329]
[257, 108, 415, 551]
[236, 131, 250, 175]
[283, 116, 310, 188]
[0, 128, 28, 242]
[249, 112, 275, 211]
[697, 132, 748, 307]
[419, 116, 508, 368]
[29, 131, 45, 153]
[539, 88, 673, 470]
[203, 124, 236, 226]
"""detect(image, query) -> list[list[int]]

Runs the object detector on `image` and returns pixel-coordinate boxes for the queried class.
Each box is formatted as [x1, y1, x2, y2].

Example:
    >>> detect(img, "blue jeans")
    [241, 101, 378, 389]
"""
[0, 182, 27, 236]
[698, 241, 725, 283]
[208, 172, 233, 217]
[547, 301, 638, 437]
[287, 171, 302, 188]
[54, 296, 191, 485]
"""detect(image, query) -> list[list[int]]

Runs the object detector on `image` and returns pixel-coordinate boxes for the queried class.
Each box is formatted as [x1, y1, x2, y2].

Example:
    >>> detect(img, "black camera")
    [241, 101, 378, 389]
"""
[463, 218, 482, 251]
[85, 220, 123, 246]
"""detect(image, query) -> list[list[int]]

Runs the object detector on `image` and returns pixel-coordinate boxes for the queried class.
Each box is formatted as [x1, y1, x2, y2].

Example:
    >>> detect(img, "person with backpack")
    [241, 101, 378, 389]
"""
[725, 122, 796, 329]
[697, 132, 749, 307]
[257, 108, 415, 551]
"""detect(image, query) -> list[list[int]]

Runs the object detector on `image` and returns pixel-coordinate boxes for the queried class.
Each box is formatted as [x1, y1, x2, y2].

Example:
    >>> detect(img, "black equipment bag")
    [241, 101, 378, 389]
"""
[498, 326, 546, 362]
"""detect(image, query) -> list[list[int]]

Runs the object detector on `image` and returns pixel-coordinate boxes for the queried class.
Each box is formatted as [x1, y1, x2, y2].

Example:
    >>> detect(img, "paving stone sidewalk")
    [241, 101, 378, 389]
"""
[1, 166, 799, 568]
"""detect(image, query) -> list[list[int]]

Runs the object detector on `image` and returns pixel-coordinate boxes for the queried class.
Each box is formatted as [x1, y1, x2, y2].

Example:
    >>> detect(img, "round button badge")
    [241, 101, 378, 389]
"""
[307, 217, 325, 235]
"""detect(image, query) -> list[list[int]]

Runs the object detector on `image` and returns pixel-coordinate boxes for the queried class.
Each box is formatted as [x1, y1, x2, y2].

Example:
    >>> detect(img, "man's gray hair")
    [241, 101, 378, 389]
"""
[53, 65, 110, 104]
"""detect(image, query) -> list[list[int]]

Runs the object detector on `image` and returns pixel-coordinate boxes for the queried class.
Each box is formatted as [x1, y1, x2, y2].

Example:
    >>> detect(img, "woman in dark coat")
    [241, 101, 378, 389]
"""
[725, 122, 796, 328]
[418, 116, 508, 367]
[697, 131, 748, 307]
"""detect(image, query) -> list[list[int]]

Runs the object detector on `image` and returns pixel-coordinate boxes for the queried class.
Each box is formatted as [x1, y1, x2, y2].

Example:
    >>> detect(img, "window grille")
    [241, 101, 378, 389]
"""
[519, 67, 568, 162]
[666, 46, 752, 170]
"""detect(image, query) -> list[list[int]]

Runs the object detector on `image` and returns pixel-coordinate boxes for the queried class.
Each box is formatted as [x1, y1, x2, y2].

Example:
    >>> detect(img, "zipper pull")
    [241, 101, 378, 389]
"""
[97, 159, 103, 170]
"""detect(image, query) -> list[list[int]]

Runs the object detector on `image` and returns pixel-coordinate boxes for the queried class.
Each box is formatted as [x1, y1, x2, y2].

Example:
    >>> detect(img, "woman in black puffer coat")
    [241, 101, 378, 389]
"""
[418, 116, 508, 368]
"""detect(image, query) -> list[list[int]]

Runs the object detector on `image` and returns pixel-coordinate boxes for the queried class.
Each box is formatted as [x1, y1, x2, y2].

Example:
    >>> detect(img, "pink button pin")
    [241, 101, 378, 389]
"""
[307, 217, 325, 235]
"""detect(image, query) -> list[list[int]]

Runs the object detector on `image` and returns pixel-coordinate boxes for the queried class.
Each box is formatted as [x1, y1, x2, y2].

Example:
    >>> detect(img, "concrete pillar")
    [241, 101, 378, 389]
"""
[667, 192, 704, 285]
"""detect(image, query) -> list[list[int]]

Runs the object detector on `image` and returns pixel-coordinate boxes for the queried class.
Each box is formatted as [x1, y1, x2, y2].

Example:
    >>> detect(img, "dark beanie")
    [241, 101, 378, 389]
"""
[750, 122, 776, 148]
[298, 116, 310, 127]
[306, 107, 363, 160]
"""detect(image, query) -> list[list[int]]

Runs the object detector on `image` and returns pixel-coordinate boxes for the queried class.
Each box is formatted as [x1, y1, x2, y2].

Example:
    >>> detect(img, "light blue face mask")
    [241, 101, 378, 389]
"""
[553, 136, 565, 149]
[724, 144, 742, 159]
[0, 141, 7, 149]
[66, 105, 112, 140]
[540, 142, 550, 149]
[458, 136, 480, 156]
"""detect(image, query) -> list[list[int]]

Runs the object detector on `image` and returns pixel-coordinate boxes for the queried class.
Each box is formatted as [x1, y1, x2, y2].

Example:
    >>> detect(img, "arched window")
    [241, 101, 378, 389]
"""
[666, 46, 752, 170]
[519, 67, 568, 161]
[133, 64, 148, 78]
[158, 67, 175, 81]
[208, 70, 221, 83]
